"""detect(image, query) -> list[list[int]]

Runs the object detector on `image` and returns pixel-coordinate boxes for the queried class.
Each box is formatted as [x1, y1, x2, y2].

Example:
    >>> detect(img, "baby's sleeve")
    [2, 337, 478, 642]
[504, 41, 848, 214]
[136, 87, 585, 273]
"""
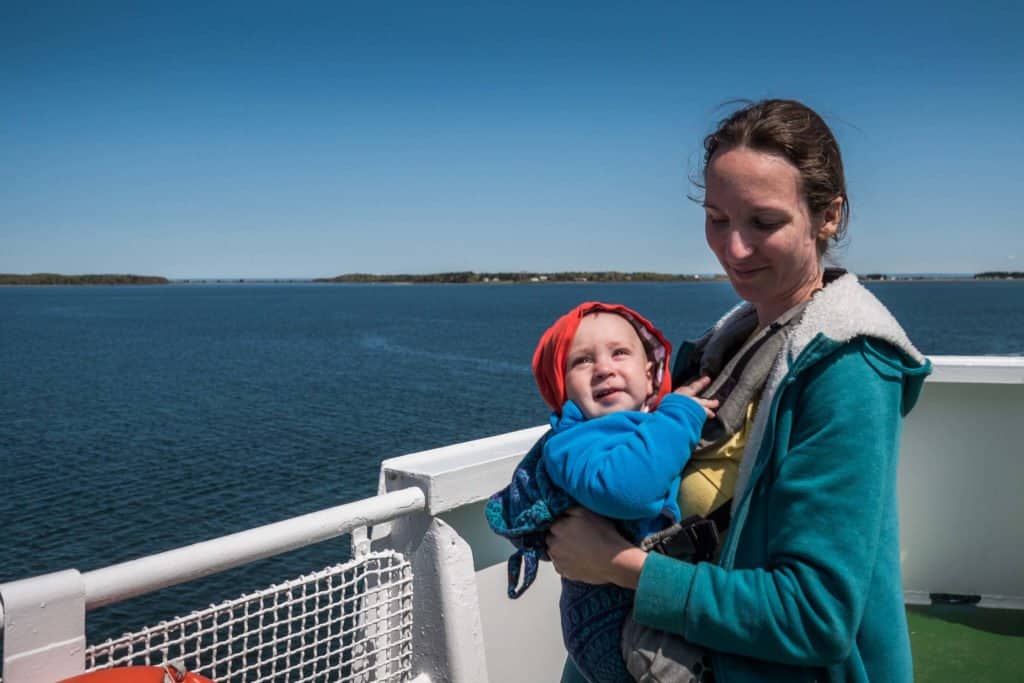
[542, 395, 706, 520]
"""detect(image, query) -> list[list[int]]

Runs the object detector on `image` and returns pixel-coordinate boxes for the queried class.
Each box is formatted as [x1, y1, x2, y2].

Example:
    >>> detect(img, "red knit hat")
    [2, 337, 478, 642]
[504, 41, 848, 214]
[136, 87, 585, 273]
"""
[531, 301, 673, 415]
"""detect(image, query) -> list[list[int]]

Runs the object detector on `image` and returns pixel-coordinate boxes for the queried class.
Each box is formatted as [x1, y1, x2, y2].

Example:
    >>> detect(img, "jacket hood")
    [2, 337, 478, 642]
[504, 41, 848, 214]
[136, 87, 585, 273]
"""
[790, 271, 926, 364]
[789, 271, 930, 414]
[532, 301, 673, 414]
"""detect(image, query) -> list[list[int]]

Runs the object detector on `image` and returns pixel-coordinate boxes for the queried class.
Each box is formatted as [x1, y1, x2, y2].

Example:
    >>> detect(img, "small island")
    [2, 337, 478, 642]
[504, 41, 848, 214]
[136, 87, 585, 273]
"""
[314, 271, 724, 284]
[0, 273, 169, 285]
[860, 272, 1024, 282]
[974, 271, 1024, 280]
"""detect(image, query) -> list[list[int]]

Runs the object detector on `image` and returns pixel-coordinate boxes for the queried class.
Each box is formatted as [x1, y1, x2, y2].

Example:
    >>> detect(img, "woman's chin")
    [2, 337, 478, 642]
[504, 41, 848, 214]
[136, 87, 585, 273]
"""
[726, 278, 762, 302]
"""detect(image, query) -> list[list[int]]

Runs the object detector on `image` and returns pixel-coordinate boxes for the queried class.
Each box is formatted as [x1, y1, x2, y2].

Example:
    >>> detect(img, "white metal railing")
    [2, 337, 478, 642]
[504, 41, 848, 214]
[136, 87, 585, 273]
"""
[0, 488, 427, 683]
[83, 487, 426, 609]
[85, 551, 413, 682]
[926, 354, 1024, 384]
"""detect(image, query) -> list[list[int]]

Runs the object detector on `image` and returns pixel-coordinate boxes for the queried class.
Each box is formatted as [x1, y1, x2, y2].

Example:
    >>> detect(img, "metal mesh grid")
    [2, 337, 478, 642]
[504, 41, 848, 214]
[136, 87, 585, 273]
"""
[85, 551, 414, 682]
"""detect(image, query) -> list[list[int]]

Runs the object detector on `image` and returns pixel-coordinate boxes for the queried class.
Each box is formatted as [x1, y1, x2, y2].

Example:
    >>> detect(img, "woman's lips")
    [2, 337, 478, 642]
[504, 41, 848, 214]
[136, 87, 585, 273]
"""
[730, 265, 766, 279]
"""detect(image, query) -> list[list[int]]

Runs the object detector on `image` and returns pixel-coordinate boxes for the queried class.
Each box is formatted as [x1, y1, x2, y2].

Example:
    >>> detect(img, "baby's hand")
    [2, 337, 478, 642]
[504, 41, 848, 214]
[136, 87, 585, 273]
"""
[673, 376, 719, 418]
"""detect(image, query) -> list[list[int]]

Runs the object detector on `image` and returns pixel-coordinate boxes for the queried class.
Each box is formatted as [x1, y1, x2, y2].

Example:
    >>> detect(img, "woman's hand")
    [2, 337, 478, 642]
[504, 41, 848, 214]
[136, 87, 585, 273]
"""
[547, 506, 648, 589]
[673, 375, 719, 418]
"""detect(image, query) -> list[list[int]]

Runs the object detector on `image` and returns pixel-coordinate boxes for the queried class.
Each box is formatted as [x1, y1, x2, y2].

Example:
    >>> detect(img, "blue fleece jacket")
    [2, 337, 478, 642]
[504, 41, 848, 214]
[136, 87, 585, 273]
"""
[544, 394, 707, 529]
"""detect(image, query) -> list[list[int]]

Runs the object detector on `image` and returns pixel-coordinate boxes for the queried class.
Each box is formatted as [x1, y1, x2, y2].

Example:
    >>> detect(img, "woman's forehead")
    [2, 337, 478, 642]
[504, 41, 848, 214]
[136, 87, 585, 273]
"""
[705, 147, 802, 205]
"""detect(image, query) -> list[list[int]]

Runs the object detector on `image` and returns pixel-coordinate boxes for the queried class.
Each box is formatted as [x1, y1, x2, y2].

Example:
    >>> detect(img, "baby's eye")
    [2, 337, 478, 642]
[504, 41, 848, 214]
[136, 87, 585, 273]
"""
[612, 347, 632, 357]
[569, 355, 592, 368]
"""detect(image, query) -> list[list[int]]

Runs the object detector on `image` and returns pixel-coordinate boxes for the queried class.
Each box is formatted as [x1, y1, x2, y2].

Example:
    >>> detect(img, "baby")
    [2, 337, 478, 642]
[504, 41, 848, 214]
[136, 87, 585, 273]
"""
[486, 301, 715, 683]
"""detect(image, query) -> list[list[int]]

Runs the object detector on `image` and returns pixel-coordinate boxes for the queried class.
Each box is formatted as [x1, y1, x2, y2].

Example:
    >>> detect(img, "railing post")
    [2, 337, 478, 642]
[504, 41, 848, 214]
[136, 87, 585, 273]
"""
[1, 570, 86, 683]
[378, 511, 489, 683]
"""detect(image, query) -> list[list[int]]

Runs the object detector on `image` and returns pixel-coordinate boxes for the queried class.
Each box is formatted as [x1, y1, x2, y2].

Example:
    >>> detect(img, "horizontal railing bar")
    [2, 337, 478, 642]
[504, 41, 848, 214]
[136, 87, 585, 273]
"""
[926, 355, 1024, 384]
[82, 487, 426, 609]
[928, 355, 1024, 363]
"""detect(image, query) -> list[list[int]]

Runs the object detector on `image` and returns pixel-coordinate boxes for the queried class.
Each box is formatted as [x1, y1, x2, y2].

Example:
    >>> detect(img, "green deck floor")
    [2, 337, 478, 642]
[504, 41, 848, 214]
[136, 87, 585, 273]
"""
[908, 605, 1024, 681]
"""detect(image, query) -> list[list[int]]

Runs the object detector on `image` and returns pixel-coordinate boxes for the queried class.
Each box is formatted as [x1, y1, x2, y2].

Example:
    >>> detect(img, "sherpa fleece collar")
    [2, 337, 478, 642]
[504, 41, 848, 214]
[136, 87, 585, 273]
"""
[704, 270, 925, 365]
[790, 271, 925, 364]
[705, 270, 929, 514]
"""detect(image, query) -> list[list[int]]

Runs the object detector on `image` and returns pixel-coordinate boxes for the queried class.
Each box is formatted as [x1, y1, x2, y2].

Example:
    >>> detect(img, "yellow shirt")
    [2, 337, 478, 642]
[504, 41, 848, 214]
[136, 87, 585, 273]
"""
[677, 397, 759, 520]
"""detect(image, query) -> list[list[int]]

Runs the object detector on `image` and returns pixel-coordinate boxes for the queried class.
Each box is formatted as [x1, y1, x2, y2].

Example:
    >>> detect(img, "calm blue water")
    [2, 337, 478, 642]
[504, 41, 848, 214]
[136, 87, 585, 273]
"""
[1, 280, 1022, 639]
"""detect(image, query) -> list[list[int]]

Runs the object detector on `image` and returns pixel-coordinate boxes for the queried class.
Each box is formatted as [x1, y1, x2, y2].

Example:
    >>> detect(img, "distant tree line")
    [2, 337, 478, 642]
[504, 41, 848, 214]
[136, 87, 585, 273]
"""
[974, 272, 1024, 279]
[314, 271, 721, 284]
[0, 273, 169, 285]
[861, 272, 1024, 281]
[858, 274, 938, 281]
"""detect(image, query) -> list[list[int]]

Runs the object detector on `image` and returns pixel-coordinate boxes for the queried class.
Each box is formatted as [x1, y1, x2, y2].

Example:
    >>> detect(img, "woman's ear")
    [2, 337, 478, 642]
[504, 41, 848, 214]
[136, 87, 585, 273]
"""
[818, 196, 843, 241]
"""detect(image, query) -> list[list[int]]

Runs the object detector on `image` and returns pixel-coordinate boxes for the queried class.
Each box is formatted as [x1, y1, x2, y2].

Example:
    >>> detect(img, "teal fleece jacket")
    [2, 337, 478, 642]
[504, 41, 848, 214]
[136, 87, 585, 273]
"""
[632, 273, 931, 683]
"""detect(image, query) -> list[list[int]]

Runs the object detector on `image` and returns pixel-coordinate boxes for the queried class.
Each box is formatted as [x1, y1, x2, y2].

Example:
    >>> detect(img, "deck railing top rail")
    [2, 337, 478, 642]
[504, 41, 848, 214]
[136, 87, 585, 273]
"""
[927, 354, 1024, 384]
[0, 487, 427, 683]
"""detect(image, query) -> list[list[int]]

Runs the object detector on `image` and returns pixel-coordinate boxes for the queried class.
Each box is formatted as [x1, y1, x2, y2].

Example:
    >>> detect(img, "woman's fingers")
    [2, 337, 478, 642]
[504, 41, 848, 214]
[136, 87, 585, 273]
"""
[548, 508, 647, 589]
[547, 507, 635, 584]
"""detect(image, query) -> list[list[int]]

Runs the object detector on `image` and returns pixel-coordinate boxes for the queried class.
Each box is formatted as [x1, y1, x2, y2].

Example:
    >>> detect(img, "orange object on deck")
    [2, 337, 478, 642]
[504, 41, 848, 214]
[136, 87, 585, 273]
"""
[59, 665, 214, 683]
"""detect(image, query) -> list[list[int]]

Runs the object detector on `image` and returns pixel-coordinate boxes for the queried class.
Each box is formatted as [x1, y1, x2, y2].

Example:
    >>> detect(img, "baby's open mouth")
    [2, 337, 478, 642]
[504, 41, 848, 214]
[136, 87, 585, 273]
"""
[594, 387, 621, 400]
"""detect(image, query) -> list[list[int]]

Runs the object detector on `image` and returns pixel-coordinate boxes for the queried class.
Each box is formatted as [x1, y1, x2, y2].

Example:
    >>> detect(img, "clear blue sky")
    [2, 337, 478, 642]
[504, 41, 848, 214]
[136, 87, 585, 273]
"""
[3, 1, 1022, 278]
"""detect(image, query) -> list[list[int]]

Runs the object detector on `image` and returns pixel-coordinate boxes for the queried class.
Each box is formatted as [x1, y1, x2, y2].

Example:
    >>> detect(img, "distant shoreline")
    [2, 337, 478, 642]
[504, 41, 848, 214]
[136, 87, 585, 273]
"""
[313, 270, 1024, 284]
[1, 271, 1022, 286]
[312, 271, 723, 284]
[0, 274, 169, 286]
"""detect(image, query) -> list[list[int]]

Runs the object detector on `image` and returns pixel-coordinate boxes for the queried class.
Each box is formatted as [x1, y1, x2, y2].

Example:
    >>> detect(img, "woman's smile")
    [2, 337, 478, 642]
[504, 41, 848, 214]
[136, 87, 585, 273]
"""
[728, 264, 768, 278]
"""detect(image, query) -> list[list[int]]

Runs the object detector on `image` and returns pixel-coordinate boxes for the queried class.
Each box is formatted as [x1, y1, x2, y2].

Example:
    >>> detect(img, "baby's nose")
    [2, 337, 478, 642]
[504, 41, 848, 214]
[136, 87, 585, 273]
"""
[593, 355, 615, 376]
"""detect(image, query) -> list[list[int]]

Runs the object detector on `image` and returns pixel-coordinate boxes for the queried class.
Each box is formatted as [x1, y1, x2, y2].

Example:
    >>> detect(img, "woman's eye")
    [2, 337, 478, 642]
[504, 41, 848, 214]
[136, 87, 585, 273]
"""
[706, 214, 727, 226]
[753, 217, 784, 230]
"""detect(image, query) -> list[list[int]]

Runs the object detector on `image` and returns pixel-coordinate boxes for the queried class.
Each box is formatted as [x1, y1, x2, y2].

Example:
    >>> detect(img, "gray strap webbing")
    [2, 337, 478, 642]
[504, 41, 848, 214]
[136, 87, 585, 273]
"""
[686, 302, 808, 455]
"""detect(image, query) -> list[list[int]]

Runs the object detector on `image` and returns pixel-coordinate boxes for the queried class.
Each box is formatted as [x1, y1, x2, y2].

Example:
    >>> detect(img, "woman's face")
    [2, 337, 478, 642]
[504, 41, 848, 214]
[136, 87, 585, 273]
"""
[704, 146, 837, 326]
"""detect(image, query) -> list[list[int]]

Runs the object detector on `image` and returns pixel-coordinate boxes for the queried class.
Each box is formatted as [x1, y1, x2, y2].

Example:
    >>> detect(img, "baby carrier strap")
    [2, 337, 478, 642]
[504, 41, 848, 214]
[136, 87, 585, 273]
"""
[506, 547, 540, 599]
[667, 302, 808, 542]
[677, 302, 808, 455]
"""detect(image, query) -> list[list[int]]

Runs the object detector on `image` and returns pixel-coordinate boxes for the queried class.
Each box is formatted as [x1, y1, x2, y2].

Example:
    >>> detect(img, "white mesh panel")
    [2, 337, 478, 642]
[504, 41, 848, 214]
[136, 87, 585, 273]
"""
[85, 551, 414, 682]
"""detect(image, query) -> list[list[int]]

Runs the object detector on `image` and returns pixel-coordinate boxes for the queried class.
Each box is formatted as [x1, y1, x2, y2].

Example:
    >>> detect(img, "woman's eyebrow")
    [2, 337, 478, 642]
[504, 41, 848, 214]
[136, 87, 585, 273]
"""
[705, 201, 790, 214]
[751, 206, 790, 215]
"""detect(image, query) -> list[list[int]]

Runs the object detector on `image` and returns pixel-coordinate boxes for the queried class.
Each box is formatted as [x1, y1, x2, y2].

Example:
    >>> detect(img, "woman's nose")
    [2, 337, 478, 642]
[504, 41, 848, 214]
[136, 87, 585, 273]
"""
[725, 227, 755, 259]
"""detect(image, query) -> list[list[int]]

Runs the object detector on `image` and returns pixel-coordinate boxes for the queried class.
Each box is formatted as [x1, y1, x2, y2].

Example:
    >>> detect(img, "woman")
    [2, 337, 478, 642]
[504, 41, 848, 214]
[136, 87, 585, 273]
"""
[548, 99, 931, 682]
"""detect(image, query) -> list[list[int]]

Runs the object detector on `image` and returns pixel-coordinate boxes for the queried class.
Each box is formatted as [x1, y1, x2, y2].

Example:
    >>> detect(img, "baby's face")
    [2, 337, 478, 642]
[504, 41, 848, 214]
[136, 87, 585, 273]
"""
[564, 312, 654, 419]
